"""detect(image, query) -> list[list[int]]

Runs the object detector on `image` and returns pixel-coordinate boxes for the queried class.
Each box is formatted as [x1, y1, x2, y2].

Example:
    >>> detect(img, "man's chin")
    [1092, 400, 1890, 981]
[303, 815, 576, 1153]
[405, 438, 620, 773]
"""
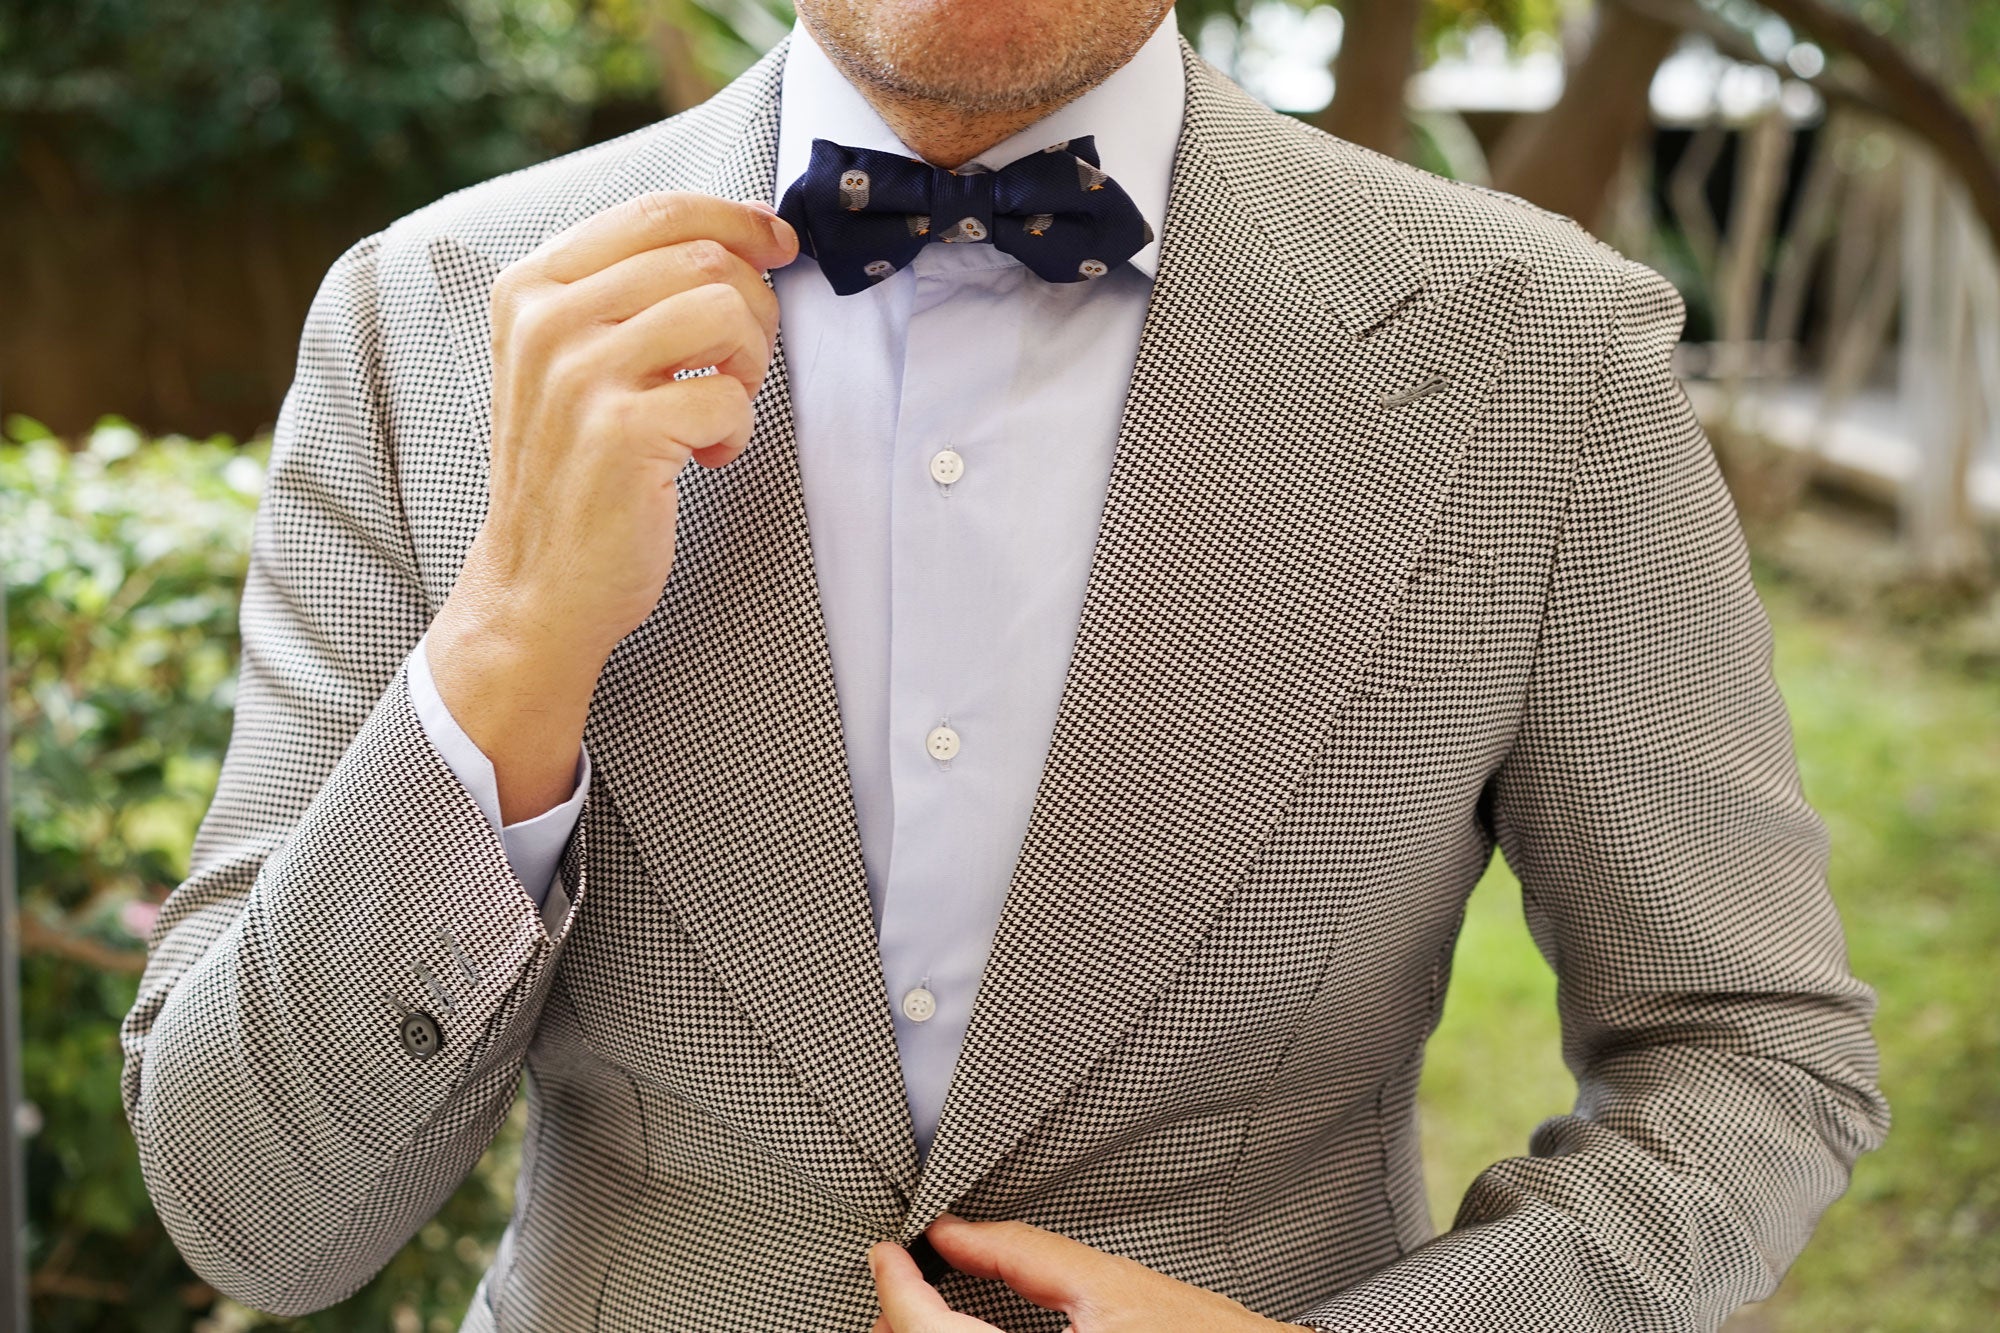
[804, 0, 1130, 111]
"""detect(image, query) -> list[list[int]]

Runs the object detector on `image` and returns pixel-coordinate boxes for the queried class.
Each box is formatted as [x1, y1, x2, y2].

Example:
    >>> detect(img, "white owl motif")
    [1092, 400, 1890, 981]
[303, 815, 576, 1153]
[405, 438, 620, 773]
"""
[937, 216, 989, 243]
[863, 258, 895, 280]
[1076, 160, 1108, 192]
[1023, 213, 1055, 237]
[1041, 139, 1071, 153]
[905, 213, 931, 237]
[839, 169, 871, 210]
[1078, 258, 1109, 279]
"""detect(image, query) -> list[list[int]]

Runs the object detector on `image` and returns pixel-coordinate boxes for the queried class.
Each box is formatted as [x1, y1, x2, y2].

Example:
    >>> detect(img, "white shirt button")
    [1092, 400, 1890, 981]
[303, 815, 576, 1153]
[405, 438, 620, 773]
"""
[925, 725, 961, 761]
[901, 986, 938, 1023]
[929, 448, 965, 485]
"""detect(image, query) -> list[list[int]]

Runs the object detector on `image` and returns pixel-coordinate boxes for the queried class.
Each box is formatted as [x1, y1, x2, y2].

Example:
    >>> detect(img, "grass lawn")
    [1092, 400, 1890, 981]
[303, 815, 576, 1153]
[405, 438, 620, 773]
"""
[1416, 555, 2000, 1332]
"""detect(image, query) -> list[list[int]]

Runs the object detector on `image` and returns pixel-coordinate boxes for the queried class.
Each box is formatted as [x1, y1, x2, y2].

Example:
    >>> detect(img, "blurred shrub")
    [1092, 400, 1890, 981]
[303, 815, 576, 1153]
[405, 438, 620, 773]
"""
[2, 417, 516, 1331]
[0, 0, 666, 208]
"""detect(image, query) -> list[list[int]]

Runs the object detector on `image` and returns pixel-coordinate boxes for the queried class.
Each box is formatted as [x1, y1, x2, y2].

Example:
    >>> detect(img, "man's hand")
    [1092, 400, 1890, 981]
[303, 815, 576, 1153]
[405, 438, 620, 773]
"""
[868, 1213, 1300, 1333]
[426, 191, 799, 822]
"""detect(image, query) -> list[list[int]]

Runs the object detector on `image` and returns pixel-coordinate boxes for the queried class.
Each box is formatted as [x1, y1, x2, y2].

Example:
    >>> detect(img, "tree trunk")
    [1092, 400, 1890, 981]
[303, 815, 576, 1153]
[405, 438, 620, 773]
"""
[1316, 0, 1425, 160]
[1489, 0, 1683, 231]
[650, 1, 721, 115]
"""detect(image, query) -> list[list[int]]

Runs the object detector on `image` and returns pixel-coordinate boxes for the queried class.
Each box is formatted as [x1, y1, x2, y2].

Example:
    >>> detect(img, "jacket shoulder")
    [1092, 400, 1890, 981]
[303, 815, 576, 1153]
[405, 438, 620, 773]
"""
[1335, 132, 1633, 284]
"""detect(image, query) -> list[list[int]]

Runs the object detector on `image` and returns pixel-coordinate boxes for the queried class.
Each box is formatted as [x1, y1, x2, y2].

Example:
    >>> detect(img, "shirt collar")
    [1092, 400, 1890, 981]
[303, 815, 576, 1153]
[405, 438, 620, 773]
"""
[772, 9, 1186, 280]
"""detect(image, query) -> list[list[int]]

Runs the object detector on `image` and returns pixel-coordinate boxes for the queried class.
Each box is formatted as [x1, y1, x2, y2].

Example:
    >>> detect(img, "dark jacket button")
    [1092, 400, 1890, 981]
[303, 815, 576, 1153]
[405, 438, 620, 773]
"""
[399, 1011, 442, 1060]
[906, 1232, 950, 1285]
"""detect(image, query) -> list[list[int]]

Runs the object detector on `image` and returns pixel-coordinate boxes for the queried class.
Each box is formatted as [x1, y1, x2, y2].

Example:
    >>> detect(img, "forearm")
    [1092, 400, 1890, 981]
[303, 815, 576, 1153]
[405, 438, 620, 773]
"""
[1293, 1026, 1878, 1328]
[123, 668, 585, 1314]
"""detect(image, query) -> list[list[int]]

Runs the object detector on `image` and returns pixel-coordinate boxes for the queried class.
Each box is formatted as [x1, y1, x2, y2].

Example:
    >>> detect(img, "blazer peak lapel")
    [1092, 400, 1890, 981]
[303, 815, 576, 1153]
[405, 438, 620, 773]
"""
[582, 38, 923, 1212]
[431, 36, 923, 1219]
[902, 39, 1533, 1232]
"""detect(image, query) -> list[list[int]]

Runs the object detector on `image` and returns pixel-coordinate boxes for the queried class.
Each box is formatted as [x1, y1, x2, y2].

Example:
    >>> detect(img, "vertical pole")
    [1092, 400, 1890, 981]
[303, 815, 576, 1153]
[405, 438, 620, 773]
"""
[0, 577, 26, 1329]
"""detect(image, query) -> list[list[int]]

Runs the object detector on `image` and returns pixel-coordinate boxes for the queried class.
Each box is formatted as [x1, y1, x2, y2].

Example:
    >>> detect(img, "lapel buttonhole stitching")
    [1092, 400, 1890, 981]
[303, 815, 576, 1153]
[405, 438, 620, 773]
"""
[1378, 373, 1452, 409]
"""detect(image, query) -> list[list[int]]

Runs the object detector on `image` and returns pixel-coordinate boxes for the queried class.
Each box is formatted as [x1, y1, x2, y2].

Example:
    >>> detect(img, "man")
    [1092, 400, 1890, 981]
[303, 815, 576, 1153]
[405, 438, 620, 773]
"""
[119, 0, 1890, 1328]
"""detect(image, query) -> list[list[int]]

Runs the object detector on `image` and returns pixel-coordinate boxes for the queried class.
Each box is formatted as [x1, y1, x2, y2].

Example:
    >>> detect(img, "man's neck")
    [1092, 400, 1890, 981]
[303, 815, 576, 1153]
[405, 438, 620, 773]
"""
[845, 87, 1070, 171]
[798, 18, 1110, 171]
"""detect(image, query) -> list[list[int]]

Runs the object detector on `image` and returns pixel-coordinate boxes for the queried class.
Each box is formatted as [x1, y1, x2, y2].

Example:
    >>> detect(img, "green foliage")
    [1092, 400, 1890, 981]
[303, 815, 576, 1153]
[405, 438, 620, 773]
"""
[3, 417, 519, 1330]
[1420, 556, 2000, 1331]
[0, 0, 664, 206]
[4, 419, 249, 915]
[1417, 0, 1568, 58]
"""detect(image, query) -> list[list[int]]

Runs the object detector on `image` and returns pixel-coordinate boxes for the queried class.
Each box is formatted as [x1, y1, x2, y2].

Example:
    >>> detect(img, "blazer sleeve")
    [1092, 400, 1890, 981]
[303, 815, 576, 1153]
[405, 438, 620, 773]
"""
[1290, 259, 1890, 1332]
[118, 233, 588, 1317]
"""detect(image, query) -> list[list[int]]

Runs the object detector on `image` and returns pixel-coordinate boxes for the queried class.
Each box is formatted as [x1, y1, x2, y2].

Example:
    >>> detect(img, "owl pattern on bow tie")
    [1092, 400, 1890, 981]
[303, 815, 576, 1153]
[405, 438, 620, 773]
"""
[935, 216, 990, 243]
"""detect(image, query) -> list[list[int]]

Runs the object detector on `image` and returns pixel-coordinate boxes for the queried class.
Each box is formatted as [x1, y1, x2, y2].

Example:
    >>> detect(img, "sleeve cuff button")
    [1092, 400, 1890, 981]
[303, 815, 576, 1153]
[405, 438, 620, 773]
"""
[399, 1011, 443, 1060]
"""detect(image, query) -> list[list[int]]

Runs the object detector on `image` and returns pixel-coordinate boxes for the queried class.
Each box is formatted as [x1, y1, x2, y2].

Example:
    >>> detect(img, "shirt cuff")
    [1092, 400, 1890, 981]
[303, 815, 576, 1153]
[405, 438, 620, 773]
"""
[407, 633, 589, 911]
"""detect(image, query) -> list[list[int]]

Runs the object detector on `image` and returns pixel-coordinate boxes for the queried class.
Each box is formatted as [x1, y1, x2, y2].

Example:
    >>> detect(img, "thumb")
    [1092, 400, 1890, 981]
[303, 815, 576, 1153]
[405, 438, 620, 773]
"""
[870, 1241, 959, 1331]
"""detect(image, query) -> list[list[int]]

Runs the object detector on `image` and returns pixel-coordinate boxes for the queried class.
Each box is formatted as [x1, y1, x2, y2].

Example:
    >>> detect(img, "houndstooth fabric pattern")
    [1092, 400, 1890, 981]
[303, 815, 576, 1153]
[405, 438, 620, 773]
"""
[119, 31, 1888, 1333]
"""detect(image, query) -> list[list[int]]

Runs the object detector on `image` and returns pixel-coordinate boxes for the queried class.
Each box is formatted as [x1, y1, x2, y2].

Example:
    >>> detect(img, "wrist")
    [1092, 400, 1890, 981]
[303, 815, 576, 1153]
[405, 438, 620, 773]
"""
[431, 539, 616, 687]
[429, 597, 604, 709]
[426, 574, 604, 824]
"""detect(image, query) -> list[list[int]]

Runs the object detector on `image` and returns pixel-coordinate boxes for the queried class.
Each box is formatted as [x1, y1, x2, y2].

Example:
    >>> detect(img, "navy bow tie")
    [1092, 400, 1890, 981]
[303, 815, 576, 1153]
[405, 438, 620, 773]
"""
[775, 136, 1153, 296]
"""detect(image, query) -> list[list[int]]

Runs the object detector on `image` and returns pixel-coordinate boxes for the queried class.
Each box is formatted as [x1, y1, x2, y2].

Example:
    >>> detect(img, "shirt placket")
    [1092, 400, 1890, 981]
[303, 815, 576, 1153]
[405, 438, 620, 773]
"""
[878, 250, 1010, 1157]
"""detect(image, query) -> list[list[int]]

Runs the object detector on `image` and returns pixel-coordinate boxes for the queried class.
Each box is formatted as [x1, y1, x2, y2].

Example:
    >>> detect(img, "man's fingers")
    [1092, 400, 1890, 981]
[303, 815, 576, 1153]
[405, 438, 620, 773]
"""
[870, 1241, 959, 1333]
[598, 282, 774, 396]
[532, 190, 798, 284]
[633, 373, 755, 469]
[568, 238, 781, 343]
[921, 1215, 1099, 1311]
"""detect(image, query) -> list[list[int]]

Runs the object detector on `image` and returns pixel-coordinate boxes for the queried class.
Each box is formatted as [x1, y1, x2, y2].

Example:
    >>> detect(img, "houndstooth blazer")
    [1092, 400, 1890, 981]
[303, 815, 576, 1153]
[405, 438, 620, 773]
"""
[120, 31, 1889, 1333]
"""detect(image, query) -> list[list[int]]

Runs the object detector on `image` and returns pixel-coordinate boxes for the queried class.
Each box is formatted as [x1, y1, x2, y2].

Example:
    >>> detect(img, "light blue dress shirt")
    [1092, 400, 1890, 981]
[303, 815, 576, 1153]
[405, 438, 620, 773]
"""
[408, 10, 1187, 1161]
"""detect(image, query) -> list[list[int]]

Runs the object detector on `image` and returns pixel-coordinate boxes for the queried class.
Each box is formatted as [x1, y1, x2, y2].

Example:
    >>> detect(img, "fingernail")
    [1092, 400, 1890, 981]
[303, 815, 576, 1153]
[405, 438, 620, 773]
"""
[746, 200, 778, 216]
